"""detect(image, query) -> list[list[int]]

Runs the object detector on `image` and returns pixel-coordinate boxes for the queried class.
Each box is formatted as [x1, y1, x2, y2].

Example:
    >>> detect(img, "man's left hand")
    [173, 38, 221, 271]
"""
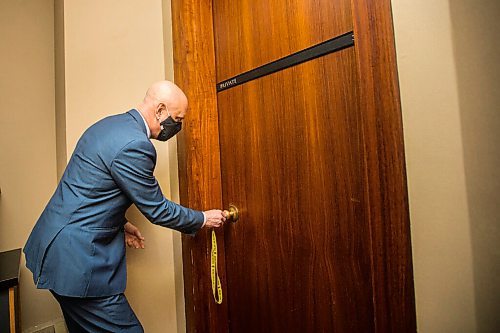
[124, 221, 145, 249]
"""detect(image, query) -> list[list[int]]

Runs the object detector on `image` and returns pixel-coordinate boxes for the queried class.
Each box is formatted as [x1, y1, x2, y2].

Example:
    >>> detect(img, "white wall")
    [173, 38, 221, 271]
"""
[393, 0, 500, 332]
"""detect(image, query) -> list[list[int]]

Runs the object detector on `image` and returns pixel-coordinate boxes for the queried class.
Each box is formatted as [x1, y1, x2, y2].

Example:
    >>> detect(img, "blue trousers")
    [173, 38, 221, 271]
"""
[50, 290, 144, 333]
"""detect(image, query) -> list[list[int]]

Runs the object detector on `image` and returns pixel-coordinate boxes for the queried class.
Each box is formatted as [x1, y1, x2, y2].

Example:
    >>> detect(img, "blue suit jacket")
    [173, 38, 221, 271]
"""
[24, 109, 204, 297]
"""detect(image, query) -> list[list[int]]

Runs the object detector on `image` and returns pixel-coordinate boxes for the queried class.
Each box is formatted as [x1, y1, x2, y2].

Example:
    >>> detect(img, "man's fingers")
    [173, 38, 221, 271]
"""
[125, 233, 145, 249]
[135, 238, 145, 249]
[211, 219, 224, 228]
[202, 209, 230, 229]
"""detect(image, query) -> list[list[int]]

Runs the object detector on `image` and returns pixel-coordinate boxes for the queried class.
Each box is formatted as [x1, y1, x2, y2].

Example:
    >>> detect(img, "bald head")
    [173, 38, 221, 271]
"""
[137, 81, 188, 140]
[143, 81, 188, 111]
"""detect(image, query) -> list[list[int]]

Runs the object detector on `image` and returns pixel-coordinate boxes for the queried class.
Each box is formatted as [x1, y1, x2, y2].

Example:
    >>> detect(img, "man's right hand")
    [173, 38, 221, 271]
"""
[202, 209, 226, 228]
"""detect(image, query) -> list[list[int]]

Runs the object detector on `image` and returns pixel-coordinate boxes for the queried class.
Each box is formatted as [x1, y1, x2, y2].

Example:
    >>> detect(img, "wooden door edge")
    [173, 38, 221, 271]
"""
[169, 0, 229, 332]
[350, 0, 417, 331]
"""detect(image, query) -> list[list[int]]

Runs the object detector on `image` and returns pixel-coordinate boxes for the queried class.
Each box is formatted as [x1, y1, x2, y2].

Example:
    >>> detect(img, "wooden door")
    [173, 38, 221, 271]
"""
[215, 2, 370, 330]
[218, 52, 372, 332]
[171, 0, 416, 332]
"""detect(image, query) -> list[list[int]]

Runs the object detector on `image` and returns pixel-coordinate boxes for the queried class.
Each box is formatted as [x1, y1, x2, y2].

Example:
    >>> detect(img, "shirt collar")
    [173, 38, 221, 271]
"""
[135, 109, 151, 138]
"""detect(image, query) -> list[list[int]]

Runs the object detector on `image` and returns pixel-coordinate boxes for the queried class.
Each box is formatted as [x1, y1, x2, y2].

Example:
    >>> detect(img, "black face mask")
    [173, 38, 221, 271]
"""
[157, 116, 182, 141]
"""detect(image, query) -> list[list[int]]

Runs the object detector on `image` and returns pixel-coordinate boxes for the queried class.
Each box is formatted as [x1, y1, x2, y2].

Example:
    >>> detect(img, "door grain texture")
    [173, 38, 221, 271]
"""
[171, 0, 229, 331]
[351, 0, 417, 331]
[213, 0, 353, 80]
[171, 0, 417, 331]
[218, 48, 374, 332]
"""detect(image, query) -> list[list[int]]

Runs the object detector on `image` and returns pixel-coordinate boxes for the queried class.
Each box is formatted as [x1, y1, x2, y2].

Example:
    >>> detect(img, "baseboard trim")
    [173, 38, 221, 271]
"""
[23, 318, 66, 333]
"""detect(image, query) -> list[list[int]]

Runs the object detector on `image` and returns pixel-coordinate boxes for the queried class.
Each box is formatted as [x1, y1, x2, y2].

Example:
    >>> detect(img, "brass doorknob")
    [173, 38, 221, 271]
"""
[224, 204, 239, 222]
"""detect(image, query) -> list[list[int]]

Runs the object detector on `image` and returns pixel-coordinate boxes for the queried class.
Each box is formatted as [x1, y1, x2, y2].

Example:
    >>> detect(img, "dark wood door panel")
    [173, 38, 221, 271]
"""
[351, 1, 417, 330]
[218, 47, 374, 332]
[172, 0, 416, 331]
[213, 0, 353, 81]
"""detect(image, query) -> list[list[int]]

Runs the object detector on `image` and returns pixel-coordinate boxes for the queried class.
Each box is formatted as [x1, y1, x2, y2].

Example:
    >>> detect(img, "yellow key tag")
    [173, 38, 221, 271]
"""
[211, 230, 223, 304]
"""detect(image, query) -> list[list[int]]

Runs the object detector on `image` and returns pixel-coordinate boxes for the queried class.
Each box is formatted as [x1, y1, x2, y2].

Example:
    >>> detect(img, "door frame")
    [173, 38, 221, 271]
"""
[170, 0, 416, 331]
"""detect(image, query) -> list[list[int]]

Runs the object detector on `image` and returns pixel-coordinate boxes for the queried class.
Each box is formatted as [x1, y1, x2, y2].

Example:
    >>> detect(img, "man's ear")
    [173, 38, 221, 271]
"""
[155, 103, 165, 120]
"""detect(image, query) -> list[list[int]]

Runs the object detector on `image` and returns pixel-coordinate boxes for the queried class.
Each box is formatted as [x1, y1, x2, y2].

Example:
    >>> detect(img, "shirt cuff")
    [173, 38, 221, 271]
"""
[202, 211, 207, 227]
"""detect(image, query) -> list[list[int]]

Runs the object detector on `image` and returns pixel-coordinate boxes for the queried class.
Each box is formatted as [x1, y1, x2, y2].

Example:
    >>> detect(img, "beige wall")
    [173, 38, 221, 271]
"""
[448, 1, 500, 331]
[3, 1, 497, 332]
[54, 0, 67, 178]
[393, 0, 500, 332]
[59, 1, 184, 332]
[162, 0, 188, 331]
[1, 0, 183, 332]
[0, 0, 65, 330]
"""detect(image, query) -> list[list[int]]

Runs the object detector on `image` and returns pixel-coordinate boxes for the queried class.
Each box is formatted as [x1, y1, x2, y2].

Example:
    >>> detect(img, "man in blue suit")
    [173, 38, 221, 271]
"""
[24, 81, 226, 332]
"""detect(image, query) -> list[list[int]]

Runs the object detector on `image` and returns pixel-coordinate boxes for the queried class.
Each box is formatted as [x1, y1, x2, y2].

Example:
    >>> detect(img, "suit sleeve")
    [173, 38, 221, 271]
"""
[110, 139, 204, 235]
